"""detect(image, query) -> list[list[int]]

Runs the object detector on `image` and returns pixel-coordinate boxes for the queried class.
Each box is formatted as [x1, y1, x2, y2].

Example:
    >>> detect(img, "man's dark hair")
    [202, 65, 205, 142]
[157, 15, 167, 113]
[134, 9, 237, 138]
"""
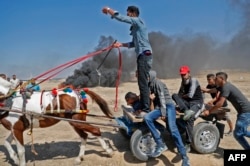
[206, 73, 215, 79]
[127, 6, 140, 16]
[216, 72, 228, 81]
[125, 92, 137, 100]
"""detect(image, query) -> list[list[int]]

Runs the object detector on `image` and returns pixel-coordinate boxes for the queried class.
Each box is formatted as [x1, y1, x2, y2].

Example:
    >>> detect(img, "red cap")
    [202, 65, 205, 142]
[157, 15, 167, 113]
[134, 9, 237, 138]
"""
[179, 66, 190, 74]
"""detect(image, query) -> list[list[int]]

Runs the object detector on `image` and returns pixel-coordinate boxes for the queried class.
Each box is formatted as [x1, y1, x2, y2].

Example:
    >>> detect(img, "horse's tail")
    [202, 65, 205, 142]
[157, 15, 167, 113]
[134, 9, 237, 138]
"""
[85, 90, 114, 119]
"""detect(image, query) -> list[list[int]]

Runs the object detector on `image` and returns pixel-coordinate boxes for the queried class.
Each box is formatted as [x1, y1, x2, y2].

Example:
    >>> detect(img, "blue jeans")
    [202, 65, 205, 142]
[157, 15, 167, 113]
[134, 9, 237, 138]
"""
[137, 53, 152, 112]
[144, 103, 187, 157]
[234, 113, 250, 150]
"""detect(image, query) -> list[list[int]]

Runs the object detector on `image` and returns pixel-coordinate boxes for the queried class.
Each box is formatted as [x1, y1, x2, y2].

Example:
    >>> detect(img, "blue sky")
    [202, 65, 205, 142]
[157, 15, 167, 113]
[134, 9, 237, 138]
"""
[0, 0, 241, 79]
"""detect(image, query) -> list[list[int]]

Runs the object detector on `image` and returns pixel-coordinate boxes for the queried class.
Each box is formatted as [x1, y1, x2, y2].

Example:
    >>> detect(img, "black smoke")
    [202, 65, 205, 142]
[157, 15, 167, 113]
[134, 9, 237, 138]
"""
[224, 0, 250, 69]
[65, 36, 136, 87]
[65, 0, 250, 87]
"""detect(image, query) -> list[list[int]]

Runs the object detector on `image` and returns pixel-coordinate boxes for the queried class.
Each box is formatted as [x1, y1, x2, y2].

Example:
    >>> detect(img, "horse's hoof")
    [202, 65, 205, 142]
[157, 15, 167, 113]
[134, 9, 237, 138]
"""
[14, 160, 19, 166]
[107, 148, 114, 157]
[74, 157, 83, 165]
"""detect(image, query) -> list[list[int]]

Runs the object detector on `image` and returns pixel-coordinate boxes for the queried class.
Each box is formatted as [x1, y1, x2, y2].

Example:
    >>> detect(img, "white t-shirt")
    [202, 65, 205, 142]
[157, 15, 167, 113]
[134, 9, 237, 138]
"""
[0, 77, 11, 95]
[10, 78, 20, 89]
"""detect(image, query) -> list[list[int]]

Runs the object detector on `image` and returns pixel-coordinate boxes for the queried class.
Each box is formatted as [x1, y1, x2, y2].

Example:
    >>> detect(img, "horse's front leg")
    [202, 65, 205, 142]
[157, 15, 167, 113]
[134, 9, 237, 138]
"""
[81, 124, 114, 157]
[4, 133, 19, 165]
[72, 127, 88, 165]
[97, 136, 113, 157]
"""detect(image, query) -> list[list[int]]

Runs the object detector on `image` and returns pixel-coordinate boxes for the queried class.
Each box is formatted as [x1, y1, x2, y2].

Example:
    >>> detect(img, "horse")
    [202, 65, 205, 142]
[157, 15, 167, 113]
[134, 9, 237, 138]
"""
[0, 81, 114, 166]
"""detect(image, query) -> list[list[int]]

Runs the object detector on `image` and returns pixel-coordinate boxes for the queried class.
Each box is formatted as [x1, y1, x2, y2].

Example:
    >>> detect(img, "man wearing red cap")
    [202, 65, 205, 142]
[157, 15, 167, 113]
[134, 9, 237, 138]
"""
[172, 65, 204, 152]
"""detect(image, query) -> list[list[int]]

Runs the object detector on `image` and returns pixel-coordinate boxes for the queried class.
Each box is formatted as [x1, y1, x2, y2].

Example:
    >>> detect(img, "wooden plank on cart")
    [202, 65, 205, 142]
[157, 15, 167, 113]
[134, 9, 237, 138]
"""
[121, 105, 165, 127]
[121, 105, 144, 123]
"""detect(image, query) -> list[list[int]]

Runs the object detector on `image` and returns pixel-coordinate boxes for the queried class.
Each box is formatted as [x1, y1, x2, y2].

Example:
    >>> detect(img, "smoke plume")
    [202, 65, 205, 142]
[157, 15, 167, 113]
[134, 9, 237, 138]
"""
[65, 0, 250, 87]
[65, 36, 136, 87]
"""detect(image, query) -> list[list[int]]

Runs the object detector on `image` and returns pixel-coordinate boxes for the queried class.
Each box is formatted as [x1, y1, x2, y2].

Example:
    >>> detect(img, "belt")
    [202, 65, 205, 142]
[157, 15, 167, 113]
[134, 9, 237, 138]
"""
[143, 50, 152, 56]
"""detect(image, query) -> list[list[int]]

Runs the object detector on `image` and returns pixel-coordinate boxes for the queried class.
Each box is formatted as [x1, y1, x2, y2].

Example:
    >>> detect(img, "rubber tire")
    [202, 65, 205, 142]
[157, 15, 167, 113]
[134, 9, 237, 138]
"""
[130, 128, 152, 161]
[192, 122, 220, 154]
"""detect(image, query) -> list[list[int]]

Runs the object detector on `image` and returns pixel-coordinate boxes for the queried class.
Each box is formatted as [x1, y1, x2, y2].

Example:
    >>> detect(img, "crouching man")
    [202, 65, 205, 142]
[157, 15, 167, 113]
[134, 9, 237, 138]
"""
[202, 72, 250, 150]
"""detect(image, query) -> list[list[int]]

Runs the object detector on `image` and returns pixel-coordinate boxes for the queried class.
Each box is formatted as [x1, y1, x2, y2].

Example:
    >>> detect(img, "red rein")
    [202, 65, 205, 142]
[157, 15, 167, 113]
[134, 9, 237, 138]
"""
[35, 45, 122, 112]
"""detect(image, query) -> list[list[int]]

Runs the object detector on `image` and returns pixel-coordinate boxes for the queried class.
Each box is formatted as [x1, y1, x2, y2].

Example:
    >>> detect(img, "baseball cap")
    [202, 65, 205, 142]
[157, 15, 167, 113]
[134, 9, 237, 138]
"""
[179, 65, 190, 74]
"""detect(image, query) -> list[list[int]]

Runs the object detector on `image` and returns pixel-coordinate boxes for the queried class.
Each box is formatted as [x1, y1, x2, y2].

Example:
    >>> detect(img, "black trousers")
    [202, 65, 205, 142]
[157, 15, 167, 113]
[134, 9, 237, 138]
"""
[137, 53, 152, 112]
[172, 93, 202, 144]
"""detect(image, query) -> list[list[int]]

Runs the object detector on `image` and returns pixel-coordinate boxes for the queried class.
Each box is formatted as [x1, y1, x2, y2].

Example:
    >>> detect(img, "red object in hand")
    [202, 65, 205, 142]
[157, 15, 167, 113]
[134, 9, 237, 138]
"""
[102, 7, 109, 14]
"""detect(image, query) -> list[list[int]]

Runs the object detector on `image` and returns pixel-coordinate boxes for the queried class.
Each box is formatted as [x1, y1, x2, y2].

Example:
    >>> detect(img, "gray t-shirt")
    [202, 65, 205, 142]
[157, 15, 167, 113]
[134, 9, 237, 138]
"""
[220, 82, 250, 114]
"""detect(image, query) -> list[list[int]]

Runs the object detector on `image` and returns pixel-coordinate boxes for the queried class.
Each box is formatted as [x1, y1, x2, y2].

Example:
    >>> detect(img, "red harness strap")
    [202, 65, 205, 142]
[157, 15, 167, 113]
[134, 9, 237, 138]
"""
[32, 44, 123, 113]
[35, 45, 113, 85]
[40, 90, 45, 109]
[114, 48, 122, 112]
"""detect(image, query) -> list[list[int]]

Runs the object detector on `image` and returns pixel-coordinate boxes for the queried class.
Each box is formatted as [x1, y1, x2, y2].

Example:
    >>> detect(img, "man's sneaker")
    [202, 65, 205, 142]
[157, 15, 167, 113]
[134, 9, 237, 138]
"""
[182, 156, 190, 166]
[0, 110, 7, 116]
[183, 110, 195, 121]
[150, 144, 168, 158]
[135, 111, 147, 118]
[225, 130, 233, 136]
[185, 144, 191, 153]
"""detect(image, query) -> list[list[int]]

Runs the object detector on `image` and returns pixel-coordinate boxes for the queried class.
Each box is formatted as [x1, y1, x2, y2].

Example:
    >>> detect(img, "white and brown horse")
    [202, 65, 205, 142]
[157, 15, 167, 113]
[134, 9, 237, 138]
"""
[0, 81, 114, 166]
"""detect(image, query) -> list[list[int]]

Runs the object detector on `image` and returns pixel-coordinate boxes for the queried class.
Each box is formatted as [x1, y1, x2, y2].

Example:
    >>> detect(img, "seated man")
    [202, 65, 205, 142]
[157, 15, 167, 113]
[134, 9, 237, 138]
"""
[116, 92, 143, 136]
[26, 78, 41, 92]
[0, 74, 11, 95]
[0, 74, 12, 115]
[124, 91, 154, 117]
[172, 65, 203, 152]
[124, 92, 142, 115]
[144, 71, 190, 166]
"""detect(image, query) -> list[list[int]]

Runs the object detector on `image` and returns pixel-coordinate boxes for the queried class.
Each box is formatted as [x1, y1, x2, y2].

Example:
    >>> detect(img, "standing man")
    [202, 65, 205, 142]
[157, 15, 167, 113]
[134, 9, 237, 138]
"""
[203, 72, 250, 150]
[10, 74, 20, 89]
[102, 6, 153, 113]
[201, 73, 233, 136]
[172, 65, 204, 152]
[144, 71, 190, 166]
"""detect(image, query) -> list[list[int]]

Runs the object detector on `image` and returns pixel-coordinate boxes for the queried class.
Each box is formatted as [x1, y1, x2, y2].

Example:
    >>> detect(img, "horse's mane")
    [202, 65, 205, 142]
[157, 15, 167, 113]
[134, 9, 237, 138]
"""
[58, 83, 114, 119]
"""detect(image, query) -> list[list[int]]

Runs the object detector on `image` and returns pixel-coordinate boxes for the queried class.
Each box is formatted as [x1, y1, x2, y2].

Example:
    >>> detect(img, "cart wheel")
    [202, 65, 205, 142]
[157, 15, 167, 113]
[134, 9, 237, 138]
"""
[192, 122, 220, 154]
[130, 128, 156, 161]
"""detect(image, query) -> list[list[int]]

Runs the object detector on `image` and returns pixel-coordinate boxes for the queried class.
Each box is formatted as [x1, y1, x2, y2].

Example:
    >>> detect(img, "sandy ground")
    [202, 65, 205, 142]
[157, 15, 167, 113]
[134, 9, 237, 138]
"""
[0, 70, 250, 166]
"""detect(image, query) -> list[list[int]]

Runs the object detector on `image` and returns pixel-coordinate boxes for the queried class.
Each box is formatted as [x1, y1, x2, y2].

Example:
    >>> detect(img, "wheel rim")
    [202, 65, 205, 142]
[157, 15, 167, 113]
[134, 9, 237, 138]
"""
[138, 133, 156, 155]
[198, 128, 217, 149]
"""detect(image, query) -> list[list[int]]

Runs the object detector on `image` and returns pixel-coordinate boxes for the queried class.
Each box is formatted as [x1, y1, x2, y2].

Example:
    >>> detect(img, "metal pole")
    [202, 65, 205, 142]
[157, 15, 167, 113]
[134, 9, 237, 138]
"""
[1, 107, 125, 129]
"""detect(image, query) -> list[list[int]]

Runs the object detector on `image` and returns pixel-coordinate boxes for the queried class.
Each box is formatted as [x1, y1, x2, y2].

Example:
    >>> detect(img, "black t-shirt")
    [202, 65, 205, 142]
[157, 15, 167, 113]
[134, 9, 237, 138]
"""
[206, 84, 227, 107]
[220, 82, 250, 114]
